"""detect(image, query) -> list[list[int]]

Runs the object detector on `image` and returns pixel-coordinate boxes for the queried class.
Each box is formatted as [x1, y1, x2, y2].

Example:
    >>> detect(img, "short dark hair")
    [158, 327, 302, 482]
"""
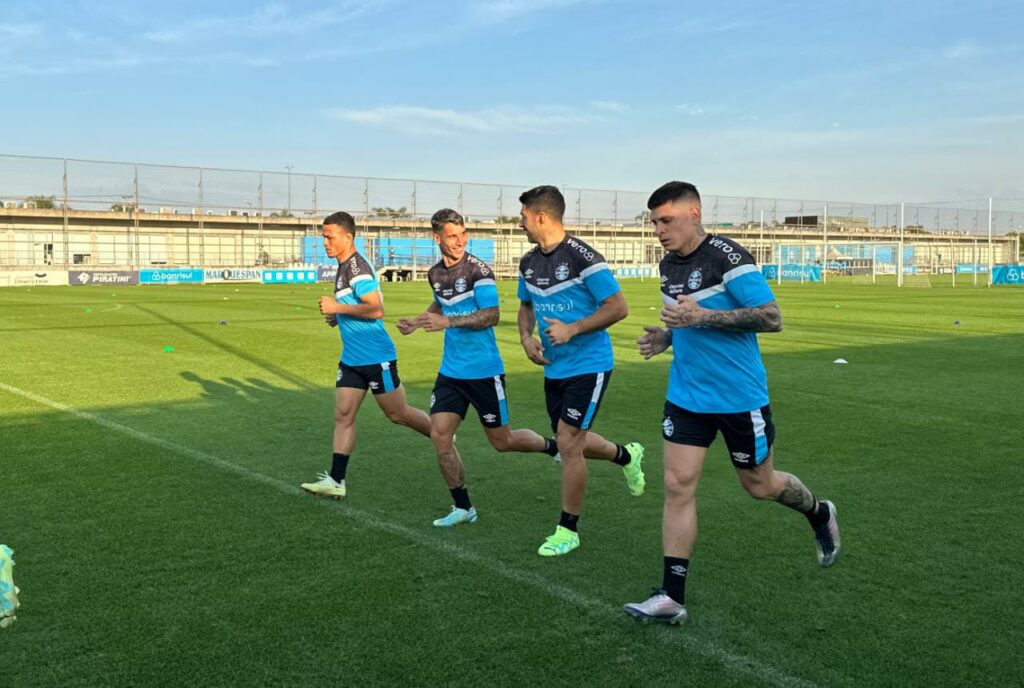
[519, 185, 565, 222]
[647, 182, 701, 210]
[323, 211, 356, 235]
[430, 208, 465, 233]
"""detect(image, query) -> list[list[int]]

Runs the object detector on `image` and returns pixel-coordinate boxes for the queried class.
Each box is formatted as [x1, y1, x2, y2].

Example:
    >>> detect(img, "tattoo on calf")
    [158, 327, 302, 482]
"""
[775, 474, 816, 513]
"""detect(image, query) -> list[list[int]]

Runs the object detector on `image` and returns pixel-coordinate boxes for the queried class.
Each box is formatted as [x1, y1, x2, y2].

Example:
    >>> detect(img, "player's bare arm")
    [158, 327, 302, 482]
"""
[661, 295, 782, 332]
[318, 291, 385, 320]
[518, 300, 550, 365]
[542, 291, 627, 346]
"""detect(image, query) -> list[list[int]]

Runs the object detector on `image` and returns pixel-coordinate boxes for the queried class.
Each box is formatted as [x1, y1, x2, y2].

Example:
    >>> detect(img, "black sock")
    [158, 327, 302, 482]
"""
[330, 453, 350, 483]
[450, 486, 472, 511]
[612, 444, 632, 466]
[662, 557, 689, 605]
[541, 437, 559, 457]
[807, 498, 830, 528]
[559, 511, 579, 532]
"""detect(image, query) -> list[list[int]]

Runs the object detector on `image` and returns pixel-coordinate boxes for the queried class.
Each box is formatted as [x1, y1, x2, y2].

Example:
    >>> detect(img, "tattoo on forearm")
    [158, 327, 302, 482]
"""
[449, 307, 499, 330]
[701, 303, 782, 332]
[775, 474, 816, 513]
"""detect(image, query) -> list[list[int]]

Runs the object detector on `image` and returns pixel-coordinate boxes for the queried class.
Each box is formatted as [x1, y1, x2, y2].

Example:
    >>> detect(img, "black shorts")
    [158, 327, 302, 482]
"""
[430, 373, 509, 428]
[336, 360, 401, 395]
[662, 400, 775, 468]
[544, 371, 612, 433]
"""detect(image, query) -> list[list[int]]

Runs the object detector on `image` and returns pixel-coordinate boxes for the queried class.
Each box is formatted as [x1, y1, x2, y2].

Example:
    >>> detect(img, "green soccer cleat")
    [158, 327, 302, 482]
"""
[301, 472, 346, 499]
[622, 442, 646, 497]
[0, 544, 19, 630]
[537, 525, 580, 557]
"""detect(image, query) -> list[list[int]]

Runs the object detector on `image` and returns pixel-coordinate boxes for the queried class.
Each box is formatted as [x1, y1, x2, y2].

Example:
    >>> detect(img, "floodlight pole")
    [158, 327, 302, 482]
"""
[987, 197, 993, 286]
[898, 203, 905, 287]
[823, 204, 829, 286]
[285, 165, 293, 215]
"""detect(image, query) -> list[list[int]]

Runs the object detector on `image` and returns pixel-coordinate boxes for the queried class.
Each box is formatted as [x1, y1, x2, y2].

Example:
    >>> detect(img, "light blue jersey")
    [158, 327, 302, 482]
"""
[660, 235, 776, 413]
[428, 253, 504, 379]
[518, 235, 620, 379]
[331, 252, 397, 366]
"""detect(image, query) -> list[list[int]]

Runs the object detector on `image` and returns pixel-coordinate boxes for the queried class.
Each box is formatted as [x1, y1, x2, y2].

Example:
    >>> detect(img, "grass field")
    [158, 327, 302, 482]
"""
[1, 278, 1022, 687]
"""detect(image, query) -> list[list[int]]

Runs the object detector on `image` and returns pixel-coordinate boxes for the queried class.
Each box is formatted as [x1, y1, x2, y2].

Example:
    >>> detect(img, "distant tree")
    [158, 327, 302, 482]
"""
[494, 215, 519, 224]
[27, 195, 56, 209]
[270, 210, 294, 218]
[371, 206, 410, 218]
[110, 203, 130, 212]
[635, 210, 651, 224]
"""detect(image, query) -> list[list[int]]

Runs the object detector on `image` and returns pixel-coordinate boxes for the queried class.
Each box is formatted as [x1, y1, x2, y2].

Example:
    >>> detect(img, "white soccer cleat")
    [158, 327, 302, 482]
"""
[814, 500, 841, 567]
[301, 472, 346, 499]
[623, 589, 688, 625]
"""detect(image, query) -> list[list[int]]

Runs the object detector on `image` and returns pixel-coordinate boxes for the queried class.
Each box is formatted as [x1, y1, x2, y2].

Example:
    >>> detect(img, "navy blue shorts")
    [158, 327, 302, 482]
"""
[544, 371, 612, 433]
[662, 400, 775, 468]
[431, 373, 509, 428]
[336, 360, 400, 395]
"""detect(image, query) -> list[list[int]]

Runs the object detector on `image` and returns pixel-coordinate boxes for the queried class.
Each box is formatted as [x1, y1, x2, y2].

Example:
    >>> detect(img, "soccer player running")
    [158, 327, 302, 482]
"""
[517, 185, 645, 557]
[623, 182, 840, 625]
[397, 208, 561, 527]
[301, 211, 432, 499]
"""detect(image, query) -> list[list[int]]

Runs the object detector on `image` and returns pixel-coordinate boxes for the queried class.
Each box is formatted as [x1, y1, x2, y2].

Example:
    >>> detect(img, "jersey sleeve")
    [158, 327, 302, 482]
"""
[723, 262, 775, 307]
[351, 274, 379, 300]
[474, 271, 499, 309]
[581, 261, 620, 303]
[517, 274, 531, 303]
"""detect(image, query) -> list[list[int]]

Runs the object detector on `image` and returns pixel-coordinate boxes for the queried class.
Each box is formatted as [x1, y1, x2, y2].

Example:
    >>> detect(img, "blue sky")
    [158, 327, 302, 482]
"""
[2, 0, 1022, 203]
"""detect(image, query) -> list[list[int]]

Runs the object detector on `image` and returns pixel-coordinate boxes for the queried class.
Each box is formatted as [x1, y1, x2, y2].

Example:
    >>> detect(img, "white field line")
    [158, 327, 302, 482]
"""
[1, 381, 820, 688]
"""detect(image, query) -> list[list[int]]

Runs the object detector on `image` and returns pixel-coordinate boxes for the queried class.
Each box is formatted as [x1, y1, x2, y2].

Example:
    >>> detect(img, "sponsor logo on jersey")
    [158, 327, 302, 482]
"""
[687, 270, 702, 290]
[524, 268, 534, 279]
[728, 252, 742, 265]
[565, 237, 595, 261]
[455, 277, 468, 293]
[349, 257, 361, 275]
[555, 263, 570, 281]
[433, 282, 441, 290]
[660, 274, 668, 284]
[663, 417, 674, 436]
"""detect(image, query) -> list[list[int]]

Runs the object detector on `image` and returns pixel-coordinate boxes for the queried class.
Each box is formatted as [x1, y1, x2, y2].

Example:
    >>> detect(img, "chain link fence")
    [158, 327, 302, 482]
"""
[1, 153, 1020, 284]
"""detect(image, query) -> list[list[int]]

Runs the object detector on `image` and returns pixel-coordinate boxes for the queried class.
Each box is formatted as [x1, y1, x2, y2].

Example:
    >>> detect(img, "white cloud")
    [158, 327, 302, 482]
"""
[144, 2, 381, 43]
[469, 0, 598, 23]
[676, 104, 706, 116]
[326, 104, 600, 135]
[946, 41, 980, 60]
[590, 100, 627, 113]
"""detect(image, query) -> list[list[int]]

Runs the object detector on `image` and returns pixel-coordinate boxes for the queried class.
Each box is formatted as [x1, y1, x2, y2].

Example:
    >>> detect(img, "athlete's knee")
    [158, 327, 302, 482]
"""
[487, 433, 514, 452]
[739, 471, 776, 500]
[334, 406, 356, 425]
[383, 405, 410, 425]
[430, 427, 455, 449]
[663, 468, 698, 501]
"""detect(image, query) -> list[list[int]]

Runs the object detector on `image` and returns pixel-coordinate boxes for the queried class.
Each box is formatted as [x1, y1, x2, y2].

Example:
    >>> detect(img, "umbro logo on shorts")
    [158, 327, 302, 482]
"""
[663, 418, 674, 436]
[732, 451, 751, 462]
[483, 414, 496, 422]
[566, 408, 582, 420]
[369, 382, 379, 390]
